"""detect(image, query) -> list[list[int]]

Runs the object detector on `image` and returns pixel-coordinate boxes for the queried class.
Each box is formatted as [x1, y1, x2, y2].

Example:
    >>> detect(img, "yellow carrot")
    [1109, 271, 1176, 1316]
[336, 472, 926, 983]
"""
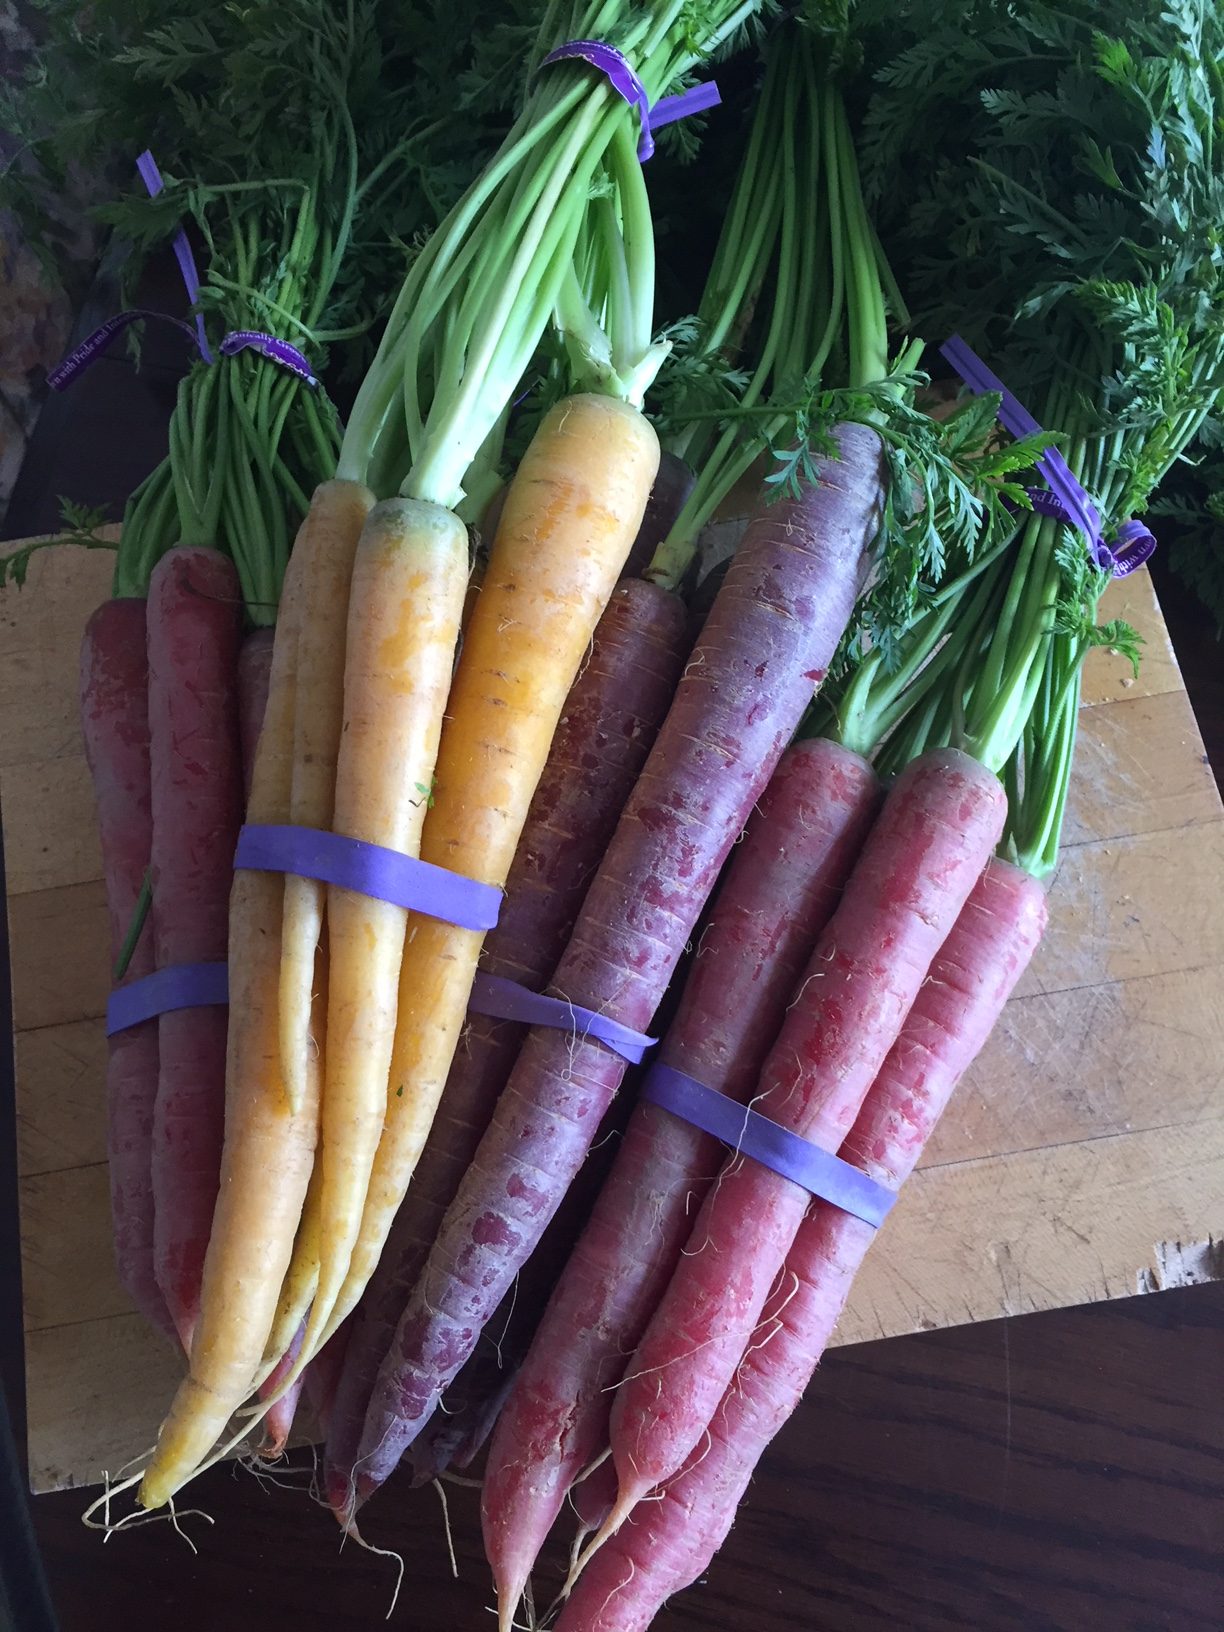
[318, 393, 659, 1347]
[278, 480, 372, 1115]
[297, 498, 468, 1356]
[140, 530, 318, 1509]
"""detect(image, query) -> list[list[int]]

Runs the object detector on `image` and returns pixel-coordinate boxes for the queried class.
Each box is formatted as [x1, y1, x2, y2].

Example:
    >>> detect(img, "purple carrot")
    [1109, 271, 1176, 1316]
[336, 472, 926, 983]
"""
[353, 423, 885, 1502]
[556, 859, 1047, 1632]
[602, 749, 1007, 1530]
[323, 577, 689, 1520]
[622, 452, 696, 580]
[79, 599, 175, 1340]
[482, 737, 882, 1617]
[145, 547, 244, 1350]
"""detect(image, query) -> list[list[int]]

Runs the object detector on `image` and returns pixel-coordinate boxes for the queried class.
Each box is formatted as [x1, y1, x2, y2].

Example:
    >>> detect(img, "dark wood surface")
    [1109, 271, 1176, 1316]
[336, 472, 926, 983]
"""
[4, 286, 1224, 1631]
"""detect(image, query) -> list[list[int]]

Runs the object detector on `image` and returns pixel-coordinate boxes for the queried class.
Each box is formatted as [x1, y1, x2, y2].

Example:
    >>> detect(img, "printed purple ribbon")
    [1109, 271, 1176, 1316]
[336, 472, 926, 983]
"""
[136, 149, 212, 363]
[106, 960, 230, 1036]
[46, 309, 200, 391]
[219, 330, 318, 386]
[468, 972, 656, 1064]
[640, 1064, 897, 1229]
[940, 335, 1155, 578]
[233, 824, 501, 932]
[541, 39, 721, 161]
[49, 151, 316, 391]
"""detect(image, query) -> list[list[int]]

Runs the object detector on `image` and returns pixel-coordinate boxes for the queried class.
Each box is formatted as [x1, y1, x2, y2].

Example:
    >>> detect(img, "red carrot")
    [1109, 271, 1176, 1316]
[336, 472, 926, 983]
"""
[237, 627, 274, 803]
[482, 737, 882, 1616]
[145, 548, 244, 1350]
[555, 858, 1047, 1632]
[602, 749, 1006, 1530]
[353, 426, 884, 1500]
[304, 1320, 352, 1441]
[258, 1317, 306, 1458]
[322, 577, 688, 1518]
[79, 599, 175, 1341]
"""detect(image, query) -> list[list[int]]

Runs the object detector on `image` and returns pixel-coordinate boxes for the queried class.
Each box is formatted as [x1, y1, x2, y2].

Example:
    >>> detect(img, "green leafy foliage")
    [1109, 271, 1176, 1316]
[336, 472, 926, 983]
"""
[826, 0, 1224, 871]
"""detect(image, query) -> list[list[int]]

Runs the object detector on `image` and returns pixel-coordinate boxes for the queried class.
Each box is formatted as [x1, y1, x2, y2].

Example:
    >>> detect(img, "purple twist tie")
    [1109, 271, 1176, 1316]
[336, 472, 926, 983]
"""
[219, 330, 318, 387]
[49, 155, 318, 392]
[106, 960, 230, 1036]
[541, 39, 720, 161]
[137, 149, 212, 363]
[468, 973, 656, 1064]
[234, 824, 500, 931]
[640, 1064, 896, 1229]
[940, 334, 1155, 578]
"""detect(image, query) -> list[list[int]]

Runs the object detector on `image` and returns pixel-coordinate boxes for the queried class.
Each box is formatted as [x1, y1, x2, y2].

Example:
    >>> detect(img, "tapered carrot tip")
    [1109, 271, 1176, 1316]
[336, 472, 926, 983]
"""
[497, 1583, 524, 1632]
[571, 1486, 641, 1586]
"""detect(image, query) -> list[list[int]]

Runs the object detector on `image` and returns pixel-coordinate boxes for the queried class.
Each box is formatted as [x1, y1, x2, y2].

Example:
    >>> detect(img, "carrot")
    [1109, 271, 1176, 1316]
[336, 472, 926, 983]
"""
[323, 573, 686, 1521]
[555, 859, 1047, 1632]
[139, 544, 316, 1509]
[145, 548, 245, 1351]
[601, 748, 1007, 1535]
[258, 1318, 306, 1458]
[316, 394, 660, 1361]
[482, 737, 881, 1619]
[622, 451, 695, 581]
[353, 424, 883, 1497]
[277, 479, 373, 1115]
[237, 628, 274, 803]
[79, 599, 175, 1342]
[291, 494, 467, 1367]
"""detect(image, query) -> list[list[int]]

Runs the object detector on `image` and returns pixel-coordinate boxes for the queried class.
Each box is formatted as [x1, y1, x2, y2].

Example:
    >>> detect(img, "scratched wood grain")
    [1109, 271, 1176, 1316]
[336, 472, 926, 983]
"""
[3, 540, 1221, 1492]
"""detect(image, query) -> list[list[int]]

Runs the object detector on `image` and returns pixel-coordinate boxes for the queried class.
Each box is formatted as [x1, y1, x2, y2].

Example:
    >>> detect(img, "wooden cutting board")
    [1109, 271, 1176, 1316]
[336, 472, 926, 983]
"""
[4, 541, 1222, 1495]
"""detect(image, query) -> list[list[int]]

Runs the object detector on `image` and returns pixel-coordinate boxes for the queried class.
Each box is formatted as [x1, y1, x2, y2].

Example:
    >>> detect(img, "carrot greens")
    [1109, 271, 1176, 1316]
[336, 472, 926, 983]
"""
[824, 0, 1224, 872]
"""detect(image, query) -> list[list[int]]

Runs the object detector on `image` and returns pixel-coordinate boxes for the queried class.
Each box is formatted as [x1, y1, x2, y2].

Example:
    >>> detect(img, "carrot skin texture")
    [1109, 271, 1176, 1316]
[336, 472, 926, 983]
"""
[323, 576, 687, 1517]
[622, 451, 695, 581]
[279, 479, 374, 1115]
[140, 538, 315, 1508]
[556, 859, 1047, 1632]
[79, 599, 175, 1340]
[145, 548, 244, 1350]
[607, 749, 1007, 1512]
[355, 423, 883, 1494]
[482, 737, 882, 1604]
[237, 628, 274, 804]
[325, 395, 660, 1355]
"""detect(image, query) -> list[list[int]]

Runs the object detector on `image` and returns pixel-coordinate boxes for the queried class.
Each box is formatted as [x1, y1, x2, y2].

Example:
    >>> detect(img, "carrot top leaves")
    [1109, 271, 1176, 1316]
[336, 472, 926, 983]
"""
[821, 0, 1224, 875]
[339, 0, 766, 513]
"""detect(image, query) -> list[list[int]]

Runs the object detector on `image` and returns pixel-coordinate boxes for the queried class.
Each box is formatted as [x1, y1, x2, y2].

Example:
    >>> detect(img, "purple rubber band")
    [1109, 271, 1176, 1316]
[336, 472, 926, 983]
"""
[640, 1064, 896, 1228]
[47, 309, 199, 391]
[219, 329, 318, 387]
[940, 334, 1155, 577]
[106, 960, 230, 1036]
[541, 39, 720, 161]
[468, 973, 656, 1064]
[137, 149, 212, 363]
[233, 824, 500, 931]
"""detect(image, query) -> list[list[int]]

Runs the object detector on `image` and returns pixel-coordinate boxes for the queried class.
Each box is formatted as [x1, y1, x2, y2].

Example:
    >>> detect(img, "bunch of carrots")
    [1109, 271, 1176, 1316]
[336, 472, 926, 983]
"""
[11, 0, 1221, 1628]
